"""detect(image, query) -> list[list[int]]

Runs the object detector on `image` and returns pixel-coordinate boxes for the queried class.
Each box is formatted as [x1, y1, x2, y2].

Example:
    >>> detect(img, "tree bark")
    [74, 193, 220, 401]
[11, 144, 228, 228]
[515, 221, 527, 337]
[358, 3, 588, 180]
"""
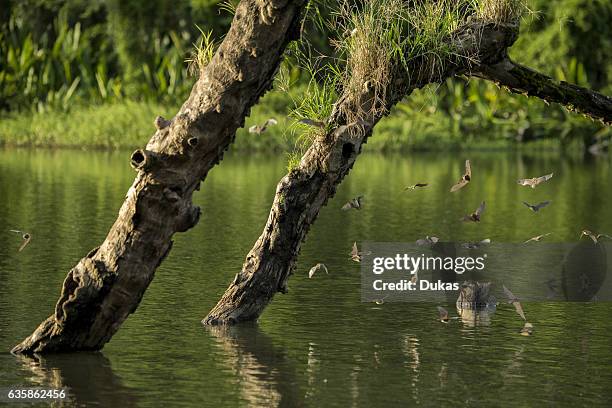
[12, 0, 306, 354]
[474, 58, 612, 125]
[203, 21, 520, 325]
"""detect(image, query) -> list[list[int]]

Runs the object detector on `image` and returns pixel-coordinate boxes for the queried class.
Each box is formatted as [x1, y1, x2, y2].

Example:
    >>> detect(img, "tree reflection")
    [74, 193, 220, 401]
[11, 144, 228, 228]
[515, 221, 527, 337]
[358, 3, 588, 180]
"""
[15, 352, 138, 407]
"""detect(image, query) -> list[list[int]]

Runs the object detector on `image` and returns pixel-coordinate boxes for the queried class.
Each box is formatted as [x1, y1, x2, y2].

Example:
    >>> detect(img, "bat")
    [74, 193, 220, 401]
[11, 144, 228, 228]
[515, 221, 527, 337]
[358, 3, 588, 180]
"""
[517, 173, 553, 188]
[450, 160, 471, 192]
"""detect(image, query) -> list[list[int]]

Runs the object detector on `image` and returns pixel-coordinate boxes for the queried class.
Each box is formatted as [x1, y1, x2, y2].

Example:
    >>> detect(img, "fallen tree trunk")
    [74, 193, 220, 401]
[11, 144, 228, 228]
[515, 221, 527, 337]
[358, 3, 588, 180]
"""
[12, 0, 306, 354]
[203, 21, 521, 324]
[474, 58, 612, 125]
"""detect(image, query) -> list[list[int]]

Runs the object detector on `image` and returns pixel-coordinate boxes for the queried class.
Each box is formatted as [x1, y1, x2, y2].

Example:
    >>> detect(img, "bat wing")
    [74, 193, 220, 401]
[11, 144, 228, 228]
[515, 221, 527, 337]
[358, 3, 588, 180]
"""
[535, 200, 551, 210]
[437, 306, 448, 320]
[475, 201, 486, 216]
[341, 201, 353, 210]
[582, 231, 597, 243]
[465, 160, 471, 178]
[19, 236, 31, 252]
[265, 118, 278, 127]
[522, 201, 533, 210]
[538, 173, 554, 183]
[503, 285, 517, 302]
[308, 265, 318, 278]
[415, 183, 428, 188]
[513, 302, 526, 320]
[450, 179, 468, 192]
[351, 242, 359, 257]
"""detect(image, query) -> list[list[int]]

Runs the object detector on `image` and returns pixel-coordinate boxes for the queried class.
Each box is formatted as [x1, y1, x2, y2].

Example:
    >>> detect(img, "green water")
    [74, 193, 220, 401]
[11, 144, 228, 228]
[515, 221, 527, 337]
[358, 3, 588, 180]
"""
[1, 149, 612, 407]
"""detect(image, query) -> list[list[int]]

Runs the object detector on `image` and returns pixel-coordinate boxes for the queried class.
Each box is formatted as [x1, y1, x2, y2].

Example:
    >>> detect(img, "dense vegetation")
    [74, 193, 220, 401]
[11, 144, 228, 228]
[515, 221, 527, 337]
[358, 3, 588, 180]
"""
[0, 0, 610, 151]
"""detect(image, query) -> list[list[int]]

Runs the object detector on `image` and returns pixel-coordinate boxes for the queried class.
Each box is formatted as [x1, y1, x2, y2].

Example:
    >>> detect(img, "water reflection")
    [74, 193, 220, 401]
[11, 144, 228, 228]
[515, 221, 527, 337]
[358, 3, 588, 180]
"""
[205, 324, 303, 407]
[15, 352, 138, 407]
[457, 307, 495, 327]
[1, 149, 612, 407]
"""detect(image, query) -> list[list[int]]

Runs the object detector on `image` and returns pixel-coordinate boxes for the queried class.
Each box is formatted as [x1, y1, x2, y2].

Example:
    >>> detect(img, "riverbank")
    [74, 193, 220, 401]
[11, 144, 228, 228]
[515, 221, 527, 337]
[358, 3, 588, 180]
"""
[0, 91, 599, 154]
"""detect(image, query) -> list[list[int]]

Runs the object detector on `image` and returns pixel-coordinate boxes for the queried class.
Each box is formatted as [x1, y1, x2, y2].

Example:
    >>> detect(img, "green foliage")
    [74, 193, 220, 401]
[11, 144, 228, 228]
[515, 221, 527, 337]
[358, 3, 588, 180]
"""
[0, 0, 233, 112]
[0, 0, 609, 152]
[186, 27, 217, 76]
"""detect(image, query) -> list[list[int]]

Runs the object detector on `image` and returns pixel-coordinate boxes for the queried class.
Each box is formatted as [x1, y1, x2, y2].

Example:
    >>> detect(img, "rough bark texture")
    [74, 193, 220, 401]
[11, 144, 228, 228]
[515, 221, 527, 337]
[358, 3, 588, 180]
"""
[203, 21, 520, 325]
[475, 58, 612, 125]
[12, 0, 306, 354]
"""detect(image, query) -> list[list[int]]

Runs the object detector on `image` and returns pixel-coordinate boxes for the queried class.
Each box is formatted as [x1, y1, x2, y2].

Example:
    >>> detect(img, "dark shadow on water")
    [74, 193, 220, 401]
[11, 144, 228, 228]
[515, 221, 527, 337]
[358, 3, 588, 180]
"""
[205, 324, 304, 408]
[562, 242, 607, 301]
[14, 352, 138, 407]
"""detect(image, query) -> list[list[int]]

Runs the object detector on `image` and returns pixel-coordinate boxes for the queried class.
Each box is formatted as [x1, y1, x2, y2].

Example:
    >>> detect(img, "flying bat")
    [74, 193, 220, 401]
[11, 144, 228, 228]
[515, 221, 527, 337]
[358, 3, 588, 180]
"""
[298, 118, 326, 128]
[517, 173, 553, 188]
[522, 201, 551, 212]
[520, 322, 534, 336]
[503, 285, 526, 321]
[351, 242, 362, 263]
[10, 230, 31, 252]
[437, 306, 449, 323]
[462, 238, 491, 249]
[450, 160, 471, 192]
[308, 263, 328, 278]
[342, 196, 364, 211]
[523, 232, 552, 244]
[405, 183, 428, 191]
[580, 229, 612, 244]
[248, 118, 278, 135]
[461, 201, 485, 222]
[410, 267, 419, 284]
[416, 236, 439, 247]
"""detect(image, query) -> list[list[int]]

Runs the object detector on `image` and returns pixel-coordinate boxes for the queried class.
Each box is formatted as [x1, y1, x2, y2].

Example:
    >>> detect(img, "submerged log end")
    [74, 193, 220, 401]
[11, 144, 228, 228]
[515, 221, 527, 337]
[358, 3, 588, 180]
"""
[11, 316, 60, 355]
[201, 312, 240, 326]
[202, 287, 266, 326]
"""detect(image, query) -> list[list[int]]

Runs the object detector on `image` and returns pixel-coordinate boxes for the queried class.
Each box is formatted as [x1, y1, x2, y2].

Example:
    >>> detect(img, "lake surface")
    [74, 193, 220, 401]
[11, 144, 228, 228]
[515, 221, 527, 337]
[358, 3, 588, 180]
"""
[1, 148, 612, 407]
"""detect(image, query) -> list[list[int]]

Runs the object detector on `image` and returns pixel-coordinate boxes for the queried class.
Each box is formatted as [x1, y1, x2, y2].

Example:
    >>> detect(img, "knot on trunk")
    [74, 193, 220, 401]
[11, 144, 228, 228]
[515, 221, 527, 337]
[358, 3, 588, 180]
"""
[176, 205, 201, 232]
[130, 149, 158, 172]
